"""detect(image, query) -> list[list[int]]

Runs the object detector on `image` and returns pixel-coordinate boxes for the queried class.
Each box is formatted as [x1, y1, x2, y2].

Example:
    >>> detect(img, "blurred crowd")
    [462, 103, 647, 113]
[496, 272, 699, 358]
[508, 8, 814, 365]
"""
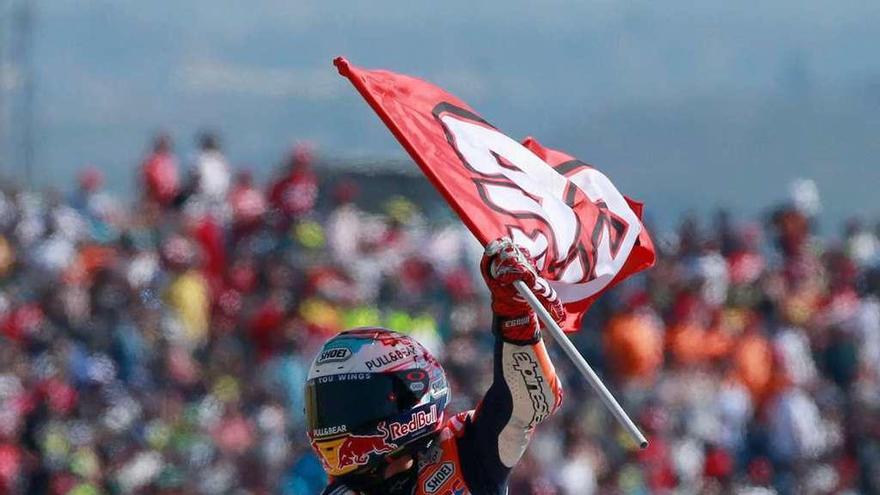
[0, 133, 878, 495]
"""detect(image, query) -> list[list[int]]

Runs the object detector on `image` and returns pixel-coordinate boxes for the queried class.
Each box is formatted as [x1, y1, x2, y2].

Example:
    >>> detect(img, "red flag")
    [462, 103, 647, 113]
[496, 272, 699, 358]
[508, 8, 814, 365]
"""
[335, 57, 655, 331]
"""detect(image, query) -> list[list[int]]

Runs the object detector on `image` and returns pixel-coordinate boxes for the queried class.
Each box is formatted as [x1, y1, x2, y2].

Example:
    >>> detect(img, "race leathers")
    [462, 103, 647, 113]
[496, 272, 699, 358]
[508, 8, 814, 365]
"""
[322, 322, 563, 495]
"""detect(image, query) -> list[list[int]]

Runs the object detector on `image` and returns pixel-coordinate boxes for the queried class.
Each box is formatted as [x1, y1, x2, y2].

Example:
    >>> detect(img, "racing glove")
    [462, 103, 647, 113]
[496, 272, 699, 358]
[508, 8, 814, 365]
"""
[481, 237, 566, 344]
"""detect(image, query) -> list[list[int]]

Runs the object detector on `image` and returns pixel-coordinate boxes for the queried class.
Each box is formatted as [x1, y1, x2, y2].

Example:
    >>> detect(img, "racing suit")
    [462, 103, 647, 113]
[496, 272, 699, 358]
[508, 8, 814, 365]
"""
[322, 238, 565, 494]
[321, 318, 563, 495]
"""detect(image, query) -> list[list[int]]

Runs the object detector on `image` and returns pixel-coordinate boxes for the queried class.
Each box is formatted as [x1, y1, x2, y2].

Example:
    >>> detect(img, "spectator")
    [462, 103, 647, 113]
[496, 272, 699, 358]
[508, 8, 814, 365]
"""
[229, 170, 267, 234]
[161, 236, 210, 349]
[729, 318, 775, 405]
[603, 297, 664, 387]
[268, 143, 318, 224]
[140, 133, 179, 207]
[194, 132, 231, 203]
[179, 131, 232, 221]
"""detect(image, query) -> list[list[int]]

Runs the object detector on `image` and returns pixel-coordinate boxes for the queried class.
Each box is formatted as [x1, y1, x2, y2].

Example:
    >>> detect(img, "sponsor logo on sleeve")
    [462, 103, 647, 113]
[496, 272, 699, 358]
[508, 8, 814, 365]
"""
[511, 351, 551, 427]
[503, 316, 531, 328]
[423, 462, 455, 493]
[317, 347, 352, 364]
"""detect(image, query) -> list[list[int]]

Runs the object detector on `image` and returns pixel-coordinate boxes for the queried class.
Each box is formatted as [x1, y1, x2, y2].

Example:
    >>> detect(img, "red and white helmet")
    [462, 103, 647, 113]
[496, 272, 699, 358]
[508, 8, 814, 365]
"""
[305, 328, 449, 479]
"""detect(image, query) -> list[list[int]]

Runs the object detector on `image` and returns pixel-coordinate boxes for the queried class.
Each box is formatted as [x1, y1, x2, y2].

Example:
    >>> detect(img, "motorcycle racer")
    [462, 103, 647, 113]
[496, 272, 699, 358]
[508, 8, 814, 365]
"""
[306, 238, 565, 494]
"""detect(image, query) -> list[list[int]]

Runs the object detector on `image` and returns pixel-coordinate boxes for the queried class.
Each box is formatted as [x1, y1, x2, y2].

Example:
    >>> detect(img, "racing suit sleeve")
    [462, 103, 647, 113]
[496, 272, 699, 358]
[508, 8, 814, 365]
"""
[456, 320, 563, 493]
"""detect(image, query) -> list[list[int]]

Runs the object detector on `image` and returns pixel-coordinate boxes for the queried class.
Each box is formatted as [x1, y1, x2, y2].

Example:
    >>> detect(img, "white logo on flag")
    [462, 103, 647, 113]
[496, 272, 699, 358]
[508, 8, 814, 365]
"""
[439, 113, 641, 303]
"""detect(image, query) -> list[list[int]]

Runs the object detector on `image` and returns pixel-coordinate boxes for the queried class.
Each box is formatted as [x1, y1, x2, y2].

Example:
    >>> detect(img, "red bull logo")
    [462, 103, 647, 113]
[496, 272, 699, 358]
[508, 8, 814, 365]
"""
[389, 404, 439, 440]
[315, 423, 399, 476]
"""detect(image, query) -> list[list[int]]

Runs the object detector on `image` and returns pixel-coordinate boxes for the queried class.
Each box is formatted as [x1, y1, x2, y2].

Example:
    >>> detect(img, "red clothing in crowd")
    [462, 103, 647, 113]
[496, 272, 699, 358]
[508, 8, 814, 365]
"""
[230, 180, 268, 229]
[193, 215, 227, 292]
[269, 147, 318, 218]
[269, 171, 317, 218]
[142, 150, 180, 206]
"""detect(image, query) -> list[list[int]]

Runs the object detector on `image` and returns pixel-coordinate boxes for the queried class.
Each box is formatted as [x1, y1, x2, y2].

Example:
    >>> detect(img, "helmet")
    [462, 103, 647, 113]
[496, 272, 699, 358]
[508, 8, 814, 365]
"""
[305, 327, 449, 481]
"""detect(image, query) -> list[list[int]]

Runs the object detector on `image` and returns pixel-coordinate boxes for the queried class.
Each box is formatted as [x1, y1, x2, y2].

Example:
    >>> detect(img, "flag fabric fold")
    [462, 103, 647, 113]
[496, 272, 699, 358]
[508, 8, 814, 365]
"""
[335, 57, 655, 331]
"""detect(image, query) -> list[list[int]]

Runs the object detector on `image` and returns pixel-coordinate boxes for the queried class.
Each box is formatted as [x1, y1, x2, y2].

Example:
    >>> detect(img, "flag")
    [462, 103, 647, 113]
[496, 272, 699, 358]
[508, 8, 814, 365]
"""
[335, 57, 655, 331]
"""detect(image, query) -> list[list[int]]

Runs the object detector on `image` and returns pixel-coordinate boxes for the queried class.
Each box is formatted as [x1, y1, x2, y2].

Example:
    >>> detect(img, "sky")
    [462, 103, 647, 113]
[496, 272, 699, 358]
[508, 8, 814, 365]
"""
[1, 0, 879, 229]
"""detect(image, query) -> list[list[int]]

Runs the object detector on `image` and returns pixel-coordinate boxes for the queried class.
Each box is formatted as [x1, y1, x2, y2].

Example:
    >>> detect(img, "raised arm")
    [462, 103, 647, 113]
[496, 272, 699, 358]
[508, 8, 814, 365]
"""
[457, 238, 565, 492]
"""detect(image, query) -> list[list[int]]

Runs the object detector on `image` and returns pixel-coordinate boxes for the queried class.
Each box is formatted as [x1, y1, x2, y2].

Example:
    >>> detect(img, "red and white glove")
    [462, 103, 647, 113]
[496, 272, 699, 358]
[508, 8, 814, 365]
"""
[481, 237, 566, 343]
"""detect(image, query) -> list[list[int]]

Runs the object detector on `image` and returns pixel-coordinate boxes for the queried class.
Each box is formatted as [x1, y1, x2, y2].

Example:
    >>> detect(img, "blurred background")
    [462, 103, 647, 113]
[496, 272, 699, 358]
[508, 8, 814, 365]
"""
[0, 1, 878, 494]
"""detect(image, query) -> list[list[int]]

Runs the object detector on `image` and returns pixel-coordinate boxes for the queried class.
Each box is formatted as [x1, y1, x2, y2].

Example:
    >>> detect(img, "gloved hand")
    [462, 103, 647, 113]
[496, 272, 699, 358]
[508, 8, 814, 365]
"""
[481, 237, 566, 343]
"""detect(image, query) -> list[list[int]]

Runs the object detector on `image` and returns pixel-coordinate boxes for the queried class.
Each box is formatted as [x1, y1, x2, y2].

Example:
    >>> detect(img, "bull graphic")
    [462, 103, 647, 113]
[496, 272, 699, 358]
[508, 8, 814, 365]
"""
[326, 423, 398, 473]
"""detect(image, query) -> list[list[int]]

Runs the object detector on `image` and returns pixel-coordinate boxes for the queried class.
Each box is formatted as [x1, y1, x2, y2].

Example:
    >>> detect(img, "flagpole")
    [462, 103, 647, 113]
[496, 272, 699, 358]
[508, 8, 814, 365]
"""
[513, 280, 648, 449]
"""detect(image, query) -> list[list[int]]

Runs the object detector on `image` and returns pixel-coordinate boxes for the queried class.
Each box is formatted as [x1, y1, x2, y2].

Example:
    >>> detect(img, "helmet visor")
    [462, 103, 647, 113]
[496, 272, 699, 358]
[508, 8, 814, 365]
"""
[305, 371, 424, 435]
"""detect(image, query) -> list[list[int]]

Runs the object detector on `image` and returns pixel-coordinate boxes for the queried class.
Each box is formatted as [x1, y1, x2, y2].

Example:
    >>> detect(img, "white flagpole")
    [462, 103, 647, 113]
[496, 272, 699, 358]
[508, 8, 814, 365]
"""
[513, 280, 648, 449]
